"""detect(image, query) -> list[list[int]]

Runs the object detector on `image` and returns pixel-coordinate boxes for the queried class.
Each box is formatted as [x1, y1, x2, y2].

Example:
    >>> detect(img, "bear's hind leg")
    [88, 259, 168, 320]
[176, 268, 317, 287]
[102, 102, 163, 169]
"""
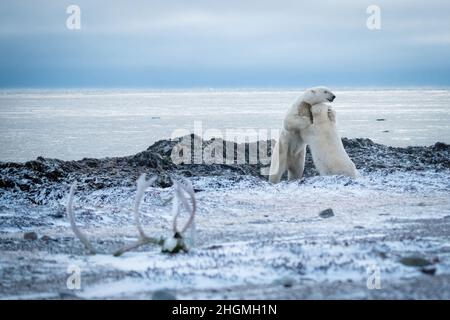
[287, 147, 306, 181]
[269, 140, 287, 184]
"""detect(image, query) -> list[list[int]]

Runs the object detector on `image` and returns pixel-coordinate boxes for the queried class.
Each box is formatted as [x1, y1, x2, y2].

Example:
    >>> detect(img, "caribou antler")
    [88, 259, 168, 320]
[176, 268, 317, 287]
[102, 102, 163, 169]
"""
[66, 174, 197, 256]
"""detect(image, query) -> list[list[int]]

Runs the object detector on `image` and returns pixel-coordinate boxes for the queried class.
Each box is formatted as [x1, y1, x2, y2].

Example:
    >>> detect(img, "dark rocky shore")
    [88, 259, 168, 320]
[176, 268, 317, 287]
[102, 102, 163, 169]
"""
[1, 135, 449, 205]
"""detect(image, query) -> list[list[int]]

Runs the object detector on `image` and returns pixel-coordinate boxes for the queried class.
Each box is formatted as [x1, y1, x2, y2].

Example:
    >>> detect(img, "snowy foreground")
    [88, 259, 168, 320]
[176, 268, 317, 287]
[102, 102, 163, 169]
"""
[0, 137, 449, 299]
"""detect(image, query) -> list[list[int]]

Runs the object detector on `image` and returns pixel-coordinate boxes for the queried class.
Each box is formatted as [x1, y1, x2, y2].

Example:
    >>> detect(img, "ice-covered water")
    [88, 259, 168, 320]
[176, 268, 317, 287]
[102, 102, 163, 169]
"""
[0, 89, 449, 162]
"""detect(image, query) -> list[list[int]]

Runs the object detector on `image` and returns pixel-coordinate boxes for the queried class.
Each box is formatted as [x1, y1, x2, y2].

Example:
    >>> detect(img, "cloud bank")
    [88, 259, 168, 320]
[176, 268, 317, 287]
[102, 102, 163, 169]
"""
[1, 0, 449, 87]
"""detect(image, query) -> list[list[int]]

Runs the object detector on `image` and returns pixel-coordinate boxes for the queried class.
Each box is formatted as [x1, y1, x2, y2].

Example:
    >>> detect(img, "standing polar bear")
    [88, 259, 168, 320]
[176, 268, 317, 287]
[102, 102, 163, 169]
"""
[269, 86, 357, 183]
[303, 102, 358, 178]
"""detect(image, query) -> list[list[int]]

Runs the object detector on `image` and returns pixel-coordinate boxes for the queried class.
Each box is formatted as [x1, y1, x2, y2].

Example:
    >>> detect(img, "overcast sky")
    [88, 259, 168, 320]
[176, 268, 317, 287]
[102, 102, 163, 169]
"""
[1, 0, 449, 88]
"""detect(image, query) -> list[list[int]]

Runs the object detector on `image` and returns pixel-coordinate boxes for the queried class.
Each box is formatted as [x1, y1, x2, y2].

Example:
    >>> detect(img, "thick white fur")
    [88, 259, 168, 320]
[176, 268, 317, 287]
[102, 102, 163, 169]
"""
[269, 87, 335, 183]
[302, 103, 358, 178]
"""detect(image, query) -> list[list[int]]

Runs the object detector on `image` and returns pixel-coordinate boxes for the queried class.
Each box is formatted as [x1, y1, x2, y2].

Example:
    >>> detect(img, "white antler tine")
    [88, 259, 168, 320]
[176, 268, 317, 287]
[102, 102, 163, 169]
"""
[171, 180, 180, 233]
[66, 182, 96, 254]
[133, 173, 157, 239]
[172, 179, 196, 234]
[179, 179, 196, 234]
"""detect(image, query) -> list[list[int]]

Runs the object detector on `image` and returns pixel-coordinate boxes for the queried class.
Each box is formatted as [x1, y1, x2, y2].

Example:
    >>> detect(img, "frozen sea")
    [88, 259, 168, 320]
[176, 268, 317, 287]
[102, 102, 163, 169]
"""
[0, 89, 449, 162]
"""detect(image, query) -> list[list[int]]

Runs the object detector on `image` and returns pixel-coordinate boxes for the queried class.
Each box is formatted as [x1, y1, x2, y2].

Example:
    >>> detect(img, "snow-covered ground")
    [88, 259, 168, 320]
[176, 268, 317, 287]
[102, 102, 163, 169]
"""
[1, 169, 449, 299]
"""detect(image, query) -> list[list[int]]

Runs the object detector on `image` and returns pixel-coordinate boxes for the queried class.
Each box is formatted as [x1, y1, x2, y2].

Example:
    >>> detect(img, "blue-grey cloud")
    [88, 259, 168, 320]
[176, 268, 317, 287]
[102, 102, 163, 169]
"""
[1, 0, 449, 87]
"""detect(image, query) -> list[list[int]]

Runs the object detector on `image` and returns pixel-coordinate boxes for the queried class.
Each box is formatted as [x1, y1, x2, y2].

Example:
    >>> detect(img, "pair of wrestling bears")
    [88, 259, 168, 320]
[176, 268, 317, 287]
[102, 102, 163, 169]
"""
[269, 86, 358, 183]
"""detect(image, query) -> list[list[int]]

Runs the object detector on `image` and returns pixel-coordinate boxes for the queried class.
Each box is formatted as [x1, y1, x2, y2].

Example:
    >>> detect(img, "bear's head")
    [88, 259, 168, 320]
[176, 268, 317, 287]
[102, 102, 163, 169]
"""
[302, 86, 336, 105]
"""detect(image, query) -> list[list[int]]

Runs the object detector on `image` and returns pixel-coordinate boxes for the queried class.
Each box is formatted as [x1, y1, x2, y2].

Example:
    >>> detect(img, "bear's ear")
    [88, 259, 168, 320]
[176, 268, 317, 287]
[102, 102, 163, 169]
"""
[311, 89, 316, 94]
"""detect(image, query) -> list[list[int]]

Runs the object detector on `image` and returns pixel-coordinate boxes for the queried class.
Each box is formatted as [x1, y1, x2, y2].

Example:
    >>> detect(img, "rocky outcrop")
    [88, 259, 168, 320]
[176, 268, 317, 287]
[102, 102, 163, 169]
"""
[0, 134, 449, 204]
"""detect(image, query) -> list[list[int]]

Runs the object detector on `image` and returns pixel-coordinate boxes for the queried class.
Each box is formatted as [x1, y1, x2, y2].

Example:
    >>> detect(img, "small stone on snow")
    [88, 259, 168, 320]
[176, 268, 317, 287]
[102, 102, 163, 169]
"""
[23, 232, 38, 240]
[319, 208, 334, 218]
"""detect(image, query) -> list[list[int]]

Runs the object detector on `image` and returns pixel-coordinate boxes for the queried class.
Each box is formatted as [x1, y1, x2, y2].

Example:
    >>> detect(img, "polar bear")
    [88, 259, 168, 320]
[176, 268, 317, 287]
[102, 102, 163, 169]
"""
[268, 86, 336, 183]
[302, 103, 358, 178]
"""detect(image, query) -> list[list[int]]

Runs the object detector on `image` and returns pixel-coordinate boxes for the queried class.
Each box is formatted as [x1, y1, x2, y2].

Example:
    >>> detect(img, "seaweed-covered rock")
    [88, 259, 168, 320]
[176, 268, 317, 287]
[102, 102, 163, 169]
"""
[0, 135, 449, 205]
[0, 178, 15, 189]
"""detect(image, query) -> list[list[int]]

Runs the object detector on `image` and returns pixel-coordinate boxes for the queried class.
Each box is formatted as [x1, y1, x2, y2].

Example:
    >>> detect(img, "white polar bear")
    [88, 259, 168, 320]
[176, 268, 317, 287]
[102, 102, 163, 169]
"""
[302, 103, 358, 178]
[269, 86, 336, 183]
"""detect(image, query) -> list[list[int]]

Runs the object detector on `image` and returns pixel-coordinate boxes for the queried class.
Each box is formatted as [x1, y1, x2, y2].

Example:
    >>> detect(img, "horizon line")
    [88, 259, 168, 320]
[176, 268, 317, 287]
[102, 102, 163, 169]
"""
[1, 85, 450, 91]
